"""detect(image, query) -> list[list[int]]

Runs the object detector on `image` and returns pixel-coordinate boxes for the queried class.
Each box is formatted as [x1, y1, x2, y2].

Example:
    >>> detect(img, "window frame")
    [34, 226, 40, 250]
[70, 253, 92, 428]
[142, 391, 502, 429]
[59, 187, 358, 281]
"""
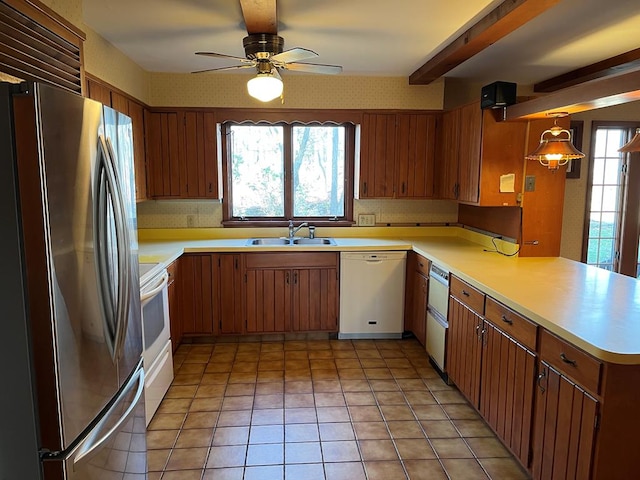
[581, 120, 640, 277]
[220, 119, 355, 227]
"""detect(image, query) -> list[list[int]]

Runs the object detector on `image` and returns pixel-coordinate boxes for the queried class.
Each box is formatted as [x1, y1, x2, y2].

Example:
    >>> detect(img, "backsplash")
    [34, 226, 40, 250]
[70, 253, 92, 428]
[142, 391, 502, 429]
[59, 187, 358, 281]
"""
[136, 199, 458, 229]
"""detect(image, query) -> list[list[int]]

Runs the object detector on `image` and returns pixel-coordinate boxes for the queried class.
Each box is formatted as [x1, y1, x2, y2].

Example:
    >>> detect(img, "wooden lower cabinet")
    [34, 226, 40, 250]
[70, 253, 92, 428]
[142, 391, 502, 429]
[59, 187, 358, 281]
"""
[291, 268, 338, 332]
[218, 254, 243, 334]
[243, 253, 339, 334]
[531, 361, 598, 480]
[166, 260, 181, 352]
[480, 321, 536, 467]
[178, 254, 217, 335]
[411, 270, 428, 346]
[447, 295, 483, 405]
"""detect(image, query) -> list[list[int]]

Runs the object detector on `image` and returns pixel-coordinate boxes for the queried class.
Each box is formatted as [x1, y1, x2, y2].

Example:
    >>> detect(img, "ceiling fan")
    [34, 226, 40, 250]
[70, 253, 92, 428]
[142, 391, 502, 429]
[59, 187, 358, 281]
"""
[193, 0, 342, 102]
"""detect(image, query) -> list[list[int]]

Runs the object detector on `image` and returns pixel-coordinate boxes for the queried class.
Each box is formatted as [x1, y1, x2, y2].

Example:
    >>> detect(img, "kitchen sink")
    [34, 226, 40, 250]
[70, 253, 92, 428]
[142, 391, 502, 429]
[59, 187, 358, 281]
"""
[247, 238, 291, 245]
[292, 237, 336, 245]
[246, 237, 336, 246]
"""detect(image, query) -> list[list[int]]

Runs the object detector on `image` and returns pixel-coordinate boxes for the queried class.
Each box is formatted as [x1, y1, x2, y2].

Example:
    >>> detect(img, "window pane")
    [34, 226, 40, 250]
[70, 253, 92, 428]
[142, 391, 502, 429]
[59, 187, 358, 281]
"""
[292, 125, 345, 217]
[230, 125, 284, 217]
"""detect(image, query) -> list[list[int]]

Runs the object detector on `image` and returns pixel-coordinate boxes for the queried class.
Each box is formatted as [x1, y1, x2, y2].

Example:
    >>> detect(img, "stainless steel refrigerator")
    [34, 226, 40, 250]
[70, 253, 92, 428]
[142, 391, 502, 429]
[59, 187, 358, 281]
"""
[0, 81, 147, 479]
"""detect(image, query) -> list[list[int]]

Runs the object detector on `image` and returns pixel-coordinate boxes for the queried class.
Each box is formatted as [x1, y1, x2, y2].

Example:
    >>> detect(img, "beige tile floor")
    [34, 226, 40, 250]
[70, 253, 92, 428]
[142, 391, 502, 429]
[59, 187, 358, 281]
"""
[146, 337, 531, 479]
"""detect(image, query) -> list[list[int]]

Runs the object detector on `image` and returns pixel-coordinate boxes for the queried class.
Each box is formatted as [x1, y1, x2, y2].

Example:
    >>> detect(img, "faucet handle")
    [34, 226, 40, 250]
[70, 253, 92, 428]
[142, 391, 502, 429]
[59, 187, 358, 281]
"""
[308, 225, 315, 239]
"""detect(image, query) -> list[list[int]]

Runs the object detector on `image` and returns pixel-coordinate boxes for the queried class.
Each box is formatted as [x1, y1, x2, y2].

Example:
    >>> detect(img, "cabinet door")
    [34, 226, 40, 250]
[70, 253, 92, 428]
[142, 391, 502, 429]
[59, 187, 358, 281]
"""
[480, 321, 536, 467]
[86, 77, 111, 106]
[411, 271, 428, 345]
[396, 113, 437, 198]
[532, 361, 598, 480]
[359, 113, 396, 198]
[291, 268, 338, 332]
[457, 102, 482, 203]
[183, 111, 218, 198]
[218, 254, 243, 334]
[179, 254, 217, 335]
[167, 261, 181, 352]
[436, 109, 460, 200]
[447, 295, 483, 406]
[245, 268, 291, 333]
[128, 100, 148, 202]
[145, 111, 184, 198]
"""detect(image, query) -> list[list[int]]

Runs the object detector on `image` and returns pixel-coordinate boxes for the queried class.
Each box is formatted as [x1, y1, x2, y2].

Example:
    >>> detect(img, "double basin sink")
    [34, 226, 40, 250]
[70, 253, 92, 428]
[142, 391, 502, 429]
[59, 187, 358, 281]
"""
[246, 237, 336, 246]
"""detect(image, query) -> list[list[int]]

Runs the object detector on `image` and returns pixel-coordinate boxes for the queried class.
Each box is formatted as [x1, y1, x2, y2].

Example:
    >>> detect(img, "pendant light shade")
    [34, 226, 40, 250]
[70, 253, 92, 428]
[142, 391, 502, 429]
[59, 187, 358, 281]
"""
[619, 128, 640, 153]
[526, 113, 585, 170]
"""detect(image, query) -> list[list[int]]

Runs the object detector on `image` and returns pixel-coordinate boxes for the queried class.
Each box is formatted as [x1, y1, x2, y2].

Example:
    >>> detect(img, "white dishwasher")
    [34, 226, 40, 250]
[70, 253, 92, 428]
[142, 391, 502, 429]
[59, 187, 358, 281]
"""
[339, 251, 406, 339]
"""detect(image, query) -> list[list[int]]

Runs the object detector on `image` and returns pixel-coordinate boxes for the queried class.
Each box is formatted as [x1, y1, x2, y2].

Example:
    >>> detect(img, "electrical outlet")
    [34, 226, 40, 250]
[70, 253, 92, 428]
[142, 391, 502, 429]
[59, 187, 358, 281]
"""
[186, 214, 196, 228]
[358, 214, 375, 226]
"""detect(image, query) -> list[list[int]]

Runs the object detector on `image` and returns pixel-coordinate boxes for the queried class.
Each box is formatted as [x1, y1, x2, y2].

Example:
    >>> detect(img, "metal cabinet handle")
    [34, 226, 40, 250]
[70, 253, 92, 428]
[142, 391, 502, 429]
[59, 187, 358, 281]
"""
[363, 182, 367, 195]
[462, 290, 470, 297]
[286, 272, 290, 284]
[501, 314, 513, 325]
[560, 353, 577, 367]
[537, 369, 547, 393]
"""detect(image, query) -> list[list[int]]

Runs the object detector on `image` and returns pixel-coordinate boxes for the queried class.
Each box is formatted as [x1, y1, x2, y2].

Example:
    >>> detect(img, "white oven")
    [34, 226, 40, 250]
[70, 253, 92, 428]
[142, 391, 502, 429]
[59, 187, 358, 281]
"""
[139, 263, 173, 425]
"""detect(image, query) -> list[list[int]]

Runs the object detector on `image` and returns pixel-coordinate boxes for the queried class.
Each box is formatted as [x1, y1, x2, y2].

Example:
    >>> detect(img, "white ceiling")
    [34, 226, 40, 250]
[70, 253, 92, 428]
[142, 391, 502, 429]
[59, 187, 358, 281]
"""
[83, 0, 640, 86]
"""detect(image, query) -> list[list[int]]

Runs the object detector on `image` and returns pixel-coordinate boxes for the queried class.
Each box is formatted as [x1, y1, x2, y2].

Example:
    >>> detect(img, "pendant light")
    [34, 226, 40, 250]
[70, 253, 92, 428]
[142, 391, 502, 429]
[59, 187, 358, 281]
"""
[247, 61, 283, 102]
[619, 128, 640, 153]
[525, 112, 585, 170]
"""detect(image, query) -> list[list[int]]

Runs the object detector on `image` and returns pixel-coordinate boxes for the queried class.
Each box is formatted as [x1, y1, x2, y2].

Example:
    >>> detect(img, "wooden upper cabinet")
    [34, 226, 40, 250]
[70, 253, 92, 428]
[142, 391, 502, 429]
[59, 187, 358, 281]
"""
[438, 101, 528, 206]
[436, 109, 460, 200]
[86, 77, 112, 106]
[145, 109, 218, 199]
[457, 102, 482, 203]
[127, 100, 148, 202]
[396, 113, 437, 198]
[360, 113, 396, 198]
[359, 112, 438, 199]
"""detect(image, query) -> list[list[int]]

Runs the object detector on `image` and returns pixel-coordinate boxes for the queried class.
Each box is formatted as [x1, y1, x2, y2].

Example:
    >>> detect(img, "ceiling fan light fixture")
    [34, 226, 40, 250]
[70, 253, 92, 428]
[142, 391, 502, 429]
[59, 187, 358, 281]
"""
[247, 70, 283, 102]
[525, 112, 585, 170]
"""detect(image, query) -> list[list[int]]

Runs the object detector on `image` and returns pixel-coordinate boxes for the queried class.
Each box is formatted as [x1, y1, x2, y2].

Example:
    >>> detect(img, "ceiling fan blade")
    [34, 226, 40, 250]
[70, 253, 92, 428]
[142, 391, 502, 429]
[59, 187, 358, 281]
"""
[240, 0, 277, 34]
[271, 47, 318, 64]
[282, 62, 343, 75]
[192, 64, 255, 74]
[195, 51, 251, 62]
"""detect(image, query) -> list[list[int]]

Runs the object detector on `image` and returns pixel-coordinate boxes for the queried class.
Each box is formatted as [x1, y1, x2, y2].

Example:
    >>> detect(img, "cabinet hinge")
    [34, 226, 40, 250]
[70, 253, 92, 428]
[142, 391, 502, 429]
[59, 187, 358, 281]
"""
[622, 163, 628, 175]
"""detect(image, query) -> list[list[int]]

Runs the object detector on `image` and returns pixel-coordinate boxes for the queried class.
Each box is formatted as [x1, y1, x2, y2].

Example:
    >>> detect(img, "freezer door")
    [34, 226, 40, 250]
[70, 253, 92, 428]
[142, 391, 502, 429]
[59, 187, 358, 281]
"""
[62, 364, 147, 479]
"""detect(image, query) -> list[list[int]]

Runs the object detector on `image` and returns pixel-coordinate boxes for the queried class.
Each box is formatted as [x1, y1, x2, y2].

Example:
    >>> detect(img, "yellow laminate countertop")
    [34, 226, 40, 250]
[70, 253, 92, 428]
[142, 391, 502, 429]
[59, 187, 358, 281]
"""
[138, 231, 640, 365]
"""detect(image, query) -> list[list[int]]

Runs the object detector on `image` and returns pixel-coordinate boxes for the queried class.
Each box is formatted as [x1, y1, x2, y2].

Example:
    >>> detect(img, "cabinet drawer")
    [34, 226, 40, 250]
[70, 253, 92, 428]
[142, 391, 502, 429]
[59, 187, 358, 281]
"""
[414, 254, 430, 276]
[485, 297, 537, 351]
[450, 275, 485, 314]
[244, 252, 339, 269]
[539, 329, 602, 394]
[166, 261, 177, 286]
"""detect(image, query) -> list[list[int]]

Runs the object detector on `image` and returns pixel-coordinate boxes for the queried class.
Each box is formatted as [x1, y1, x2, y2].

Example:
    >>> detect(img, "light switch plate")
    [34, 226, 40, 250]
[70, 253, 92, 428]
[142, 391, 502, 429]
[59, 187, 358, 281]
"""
[525, 175, 536, 192]
[358, 214, 375, 226]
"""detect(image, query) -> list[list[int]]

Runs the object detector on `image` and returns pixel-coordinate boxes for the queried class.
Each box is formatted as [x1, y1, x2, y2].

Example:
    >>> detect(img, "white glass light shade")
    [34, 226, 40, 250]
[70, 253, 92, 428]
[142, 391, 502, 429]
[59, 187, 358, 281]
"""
[247, 73, 283, 102]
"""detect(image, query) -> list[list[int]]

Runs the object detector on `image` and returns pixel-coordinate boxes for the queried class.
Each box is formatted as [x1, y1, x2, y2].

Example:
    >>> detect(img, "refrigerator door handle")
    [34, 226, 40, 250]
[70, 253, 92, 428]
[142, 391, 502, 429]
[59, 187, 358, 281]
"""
[72, 365, 144, 466]
[104, 137, 131, 359]
[94, 135, 131, 361]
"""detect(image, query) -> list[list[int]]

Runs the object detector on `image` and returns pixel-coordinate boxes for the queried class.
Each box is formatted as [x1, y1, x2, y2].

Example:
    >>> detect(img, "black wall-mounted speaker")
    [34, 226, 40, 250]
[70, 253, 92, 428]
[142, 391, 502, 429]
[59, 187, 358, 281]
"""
[481, 81, 517, 109]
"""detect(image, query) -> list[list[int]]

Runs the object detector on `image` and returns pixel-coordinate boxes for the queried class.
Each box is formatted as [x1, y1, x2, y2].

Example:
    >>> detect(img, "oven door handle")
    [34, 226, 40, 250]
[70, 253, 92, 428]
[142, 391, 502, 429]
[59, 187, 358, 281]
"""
[141, 271, 169, 303]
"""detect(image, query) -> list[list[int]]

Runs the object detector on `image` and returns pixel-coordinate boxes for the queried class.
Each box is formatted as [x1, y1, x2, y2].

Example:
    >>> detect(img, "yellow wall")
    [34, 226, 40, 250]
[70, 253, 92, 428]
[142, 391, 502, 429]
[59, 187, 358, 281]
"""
[561, 101, 640, 261]
[39, 0, 150, 103]
[149, 73, 444, 109]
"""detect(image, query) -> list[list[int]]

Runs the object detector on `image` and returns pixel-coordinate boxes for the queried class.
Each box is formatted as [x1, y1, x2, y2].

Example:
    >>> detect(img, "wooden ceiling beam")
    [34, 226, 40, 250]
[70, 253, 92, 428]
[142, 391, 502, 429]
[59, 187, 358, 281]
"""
[409, 0, 561, 85]
[240, 0, 277, 35]
[534, 48, 640, 93]
[504, 69, 640, 120]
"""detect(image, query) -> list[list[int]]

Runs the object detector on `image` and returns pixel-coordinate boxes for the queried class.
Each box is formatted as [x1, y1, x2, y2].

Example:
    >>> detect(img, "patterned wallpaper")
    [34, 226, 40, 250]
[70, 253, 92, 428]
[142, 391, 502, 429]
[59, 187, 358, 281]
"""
[136, 199, 458, 229]
[149, 73, 444, 109]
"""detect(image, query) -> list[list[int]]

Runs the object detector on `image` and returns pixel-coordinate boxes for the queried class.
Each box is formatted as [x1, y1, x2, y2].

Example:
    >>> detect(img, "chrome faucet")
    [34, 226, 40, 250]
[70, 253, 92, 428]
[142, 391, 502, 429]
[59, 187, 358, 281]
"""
[288, 220, 309, 240]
